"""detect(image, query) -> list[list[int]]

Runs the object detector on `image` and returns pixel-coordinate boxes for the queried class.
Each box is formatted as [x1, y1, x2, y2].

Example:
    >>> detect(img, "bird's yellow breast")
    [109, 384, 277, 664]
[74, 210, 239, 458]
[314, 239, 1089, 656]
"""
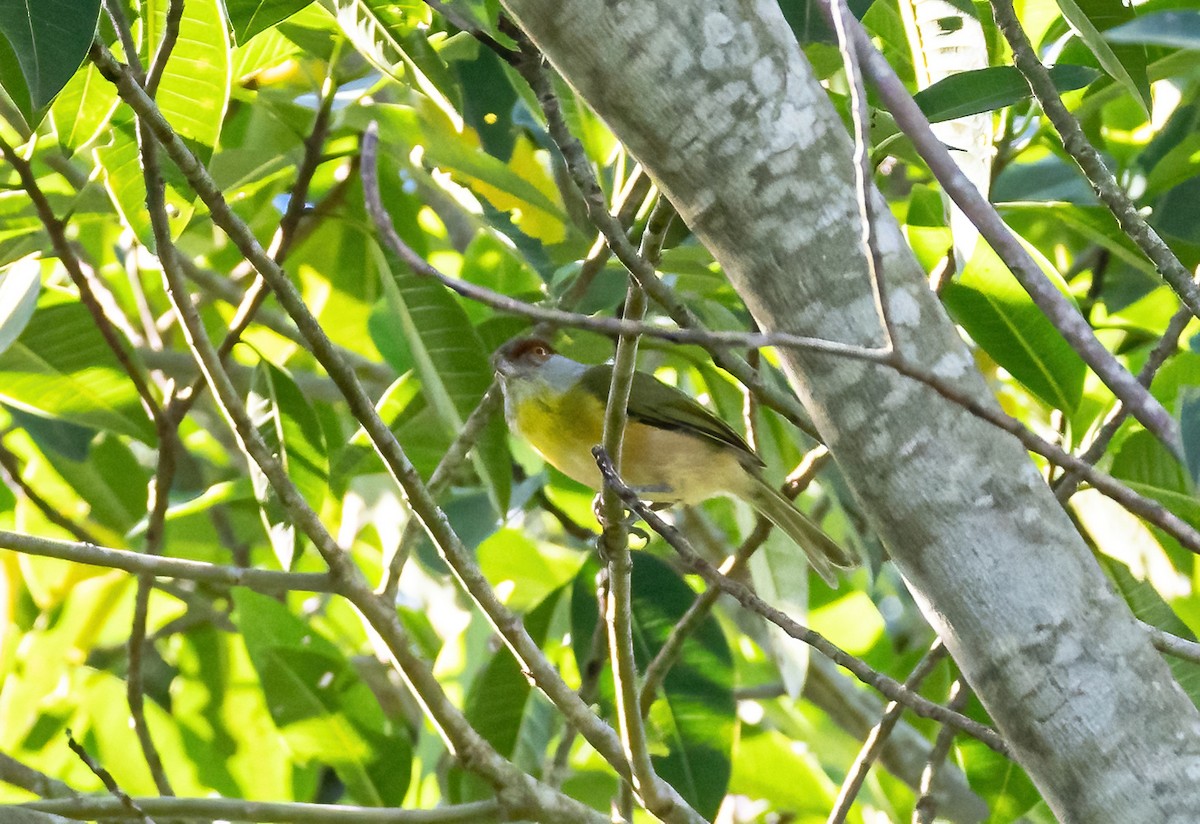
[509, 384, 743, 502]
[511, 385, 607, 486]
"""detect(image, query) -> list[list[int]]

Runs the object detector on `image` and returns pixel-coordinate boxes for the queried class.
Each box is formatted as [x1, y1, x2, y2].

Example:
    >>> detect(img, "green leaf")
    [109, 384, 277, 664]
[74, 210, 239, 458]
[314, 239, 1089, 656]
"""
[1057, 0, 1151, 117]
[354, 104, 570, 244]
[323, 0, 461, 122]
[0, 255, 41, 356]
[94, 122, 196, 247]
[226, 0, 317, 44]
[914, 65, 1100, 123]
[998, 202, 1158, 278]
[42, 433, 149, 535]
[1106, 10, 1200, 51]
[463, 588, 562, 775]
[1098, 554, 1200, 709]
[476, 528, 585, 612]
[233, 590, 412, 806]
[372, 235, 511, 514]
[1181, 388, 1200, 487]
[0, 0, 102, 124]
[48, 60, 119, 153]
[0, 287, 154, 442]
[247, 358, 330, 569]
[571, 554, 735, 819]
[146, 0, 231, 154]
[728, 728, 838, 812]
[942, 238, 1087, 412]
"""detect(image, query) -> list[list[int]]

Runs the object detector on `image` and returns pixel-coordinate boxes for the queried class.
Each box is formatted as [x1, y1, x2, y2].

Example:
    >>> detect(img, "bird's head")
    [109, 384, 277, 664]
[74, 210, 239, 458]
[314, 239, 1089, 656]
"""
[493, 337, 587, 398]
[493, 336, 556, 379]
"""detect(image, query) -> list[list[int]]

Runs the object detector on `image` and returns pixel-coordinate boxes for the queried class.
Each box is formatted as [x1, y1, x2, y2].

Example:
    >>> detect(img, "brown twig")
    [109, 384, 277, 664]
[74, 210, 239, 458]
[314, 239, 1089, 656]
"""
[594, 446, 1009, 756]
[65, 731, 155, 824]
[827, 641, 948, 823]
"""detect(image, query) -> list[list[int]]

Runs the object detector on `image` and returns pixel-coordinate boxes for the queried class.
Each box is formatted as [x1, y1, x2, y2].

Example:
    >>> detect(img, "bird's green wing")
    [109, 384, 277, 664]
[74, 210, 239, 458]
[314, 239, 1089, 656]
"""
[579, 364, 760, 463]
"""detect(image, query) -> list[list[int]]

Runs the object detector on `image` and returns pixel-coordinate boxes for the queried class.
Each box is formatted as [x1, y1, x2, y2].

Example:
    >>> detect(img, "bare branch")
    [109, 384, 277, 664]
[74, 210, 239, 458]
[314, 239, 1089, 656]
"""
[0, 529, 337, 592]
[914, 678, 972, 824]
[828, 641, 948, 823]
[810, 0, 1183, 457]
[18, 796, 501, 823]
[989, 0, 1200, 323]
[65, 732, 154, 824]
[594, 446, 1009, 755]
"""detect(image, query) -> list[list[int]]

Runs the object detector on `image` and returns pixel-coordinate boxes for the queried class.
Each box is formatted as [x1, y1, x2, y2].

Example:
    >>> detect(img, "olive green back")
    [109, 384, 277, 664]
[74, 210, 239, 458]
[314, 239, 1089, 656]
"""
[579, 364, 762, 466]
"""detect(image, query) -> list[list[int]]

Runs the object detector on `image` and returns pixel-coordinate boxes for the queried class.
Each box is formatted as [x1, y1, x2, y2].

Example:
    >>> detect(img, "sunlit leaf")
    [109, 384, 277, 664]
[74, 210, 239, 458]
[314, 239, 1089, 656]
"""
[234, 590, 412, 805]
[227, 0, 317, 44]
[0, 255, 41, 357]
[459, 587, 563, 797]
[1057, 0, 1151, 116]
[943, 238, 1087, 412]
[1106, 10, 1200, 51]
[323, 0, 459, 124]
[571, 554, 735, 819]
[247, 358, 330, 569]
[372, 234, 512, 514]
[915, 64, 1099, 123]
[48, 61, 119, 153]
[0, 288, 154, 442]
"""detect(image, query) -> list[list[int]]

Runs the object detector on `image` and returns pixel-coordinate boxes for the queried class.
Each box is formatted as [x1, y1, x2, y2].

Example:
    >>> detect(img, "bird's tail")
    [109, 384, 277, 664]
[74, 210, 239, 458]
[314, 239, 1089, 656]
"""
[742, 476, 857, 587]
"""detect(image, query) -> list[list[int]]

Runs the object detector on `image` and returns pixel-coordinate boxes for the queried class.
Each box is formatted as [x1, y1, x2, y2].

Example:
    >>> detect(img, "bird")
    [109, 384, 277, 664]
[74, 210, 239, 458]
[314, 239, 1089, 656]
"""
[492, 336, 857, 585]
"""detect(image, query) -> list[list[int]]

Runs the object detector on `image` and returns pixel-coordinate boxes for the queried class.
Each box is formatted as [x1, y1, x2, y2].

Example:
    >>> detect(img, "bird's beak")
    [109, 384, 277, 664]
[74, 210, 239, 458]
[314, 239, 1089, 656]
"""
[491, 348, 512, 377]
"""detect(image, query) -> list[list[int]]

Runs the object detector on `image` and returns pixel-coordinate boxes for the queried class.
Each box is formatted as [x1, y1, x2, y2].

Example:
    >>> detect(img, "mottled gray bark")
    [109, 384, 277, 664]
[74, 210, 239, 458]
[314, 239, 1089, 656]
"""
[499, 0, 1200, 819]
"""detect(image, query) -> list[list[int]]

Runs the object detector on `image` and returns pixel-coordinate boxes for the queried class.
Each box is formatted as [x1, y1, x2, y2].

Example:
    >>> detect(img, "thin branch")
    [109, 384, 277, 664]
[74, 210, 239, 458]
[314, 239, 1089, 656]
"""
[811, 0, 1183, 458]
[0, 442, 102, 545]
[827, 641, 948, 824]
[1055, 303, 1192, 503]
[0, 135, 163, 426]
[355, 164, 891, 357]
[598, 281, 659, 810]
[593, 446, 1010, 756]
[0, 529, 336, 592]
[89, 43, 640, 823]
[831, 0, 896, 351]
[125, 441, 178, 797]
[0, 752, 78, 800]
[18, 796, 501, 823]
[1144, 622, 1200, 666]
[65, 732, 154, 824]
[913, 678, 972, 824]
[101, 0, 142, 81]
[127, 55, 192, 799]
[989, 0, 1200, 323]
[145, 0, 184, 97]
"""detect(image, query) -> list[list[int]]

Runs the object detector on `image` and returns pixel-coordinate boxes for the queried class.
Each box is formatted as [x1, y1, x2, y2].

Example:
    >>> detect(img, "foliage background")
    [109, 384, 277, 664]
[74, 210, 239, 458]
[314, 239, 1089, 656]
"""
[0, 0, 1199, 821]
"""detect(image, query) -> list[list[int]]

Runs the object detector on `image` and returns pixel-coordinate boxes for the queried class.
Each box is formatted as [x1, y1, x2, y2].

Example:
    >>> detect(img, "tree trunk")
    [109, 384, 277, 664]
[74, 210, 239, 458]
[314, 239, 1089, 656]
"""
[499, 0, 1200, 818]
